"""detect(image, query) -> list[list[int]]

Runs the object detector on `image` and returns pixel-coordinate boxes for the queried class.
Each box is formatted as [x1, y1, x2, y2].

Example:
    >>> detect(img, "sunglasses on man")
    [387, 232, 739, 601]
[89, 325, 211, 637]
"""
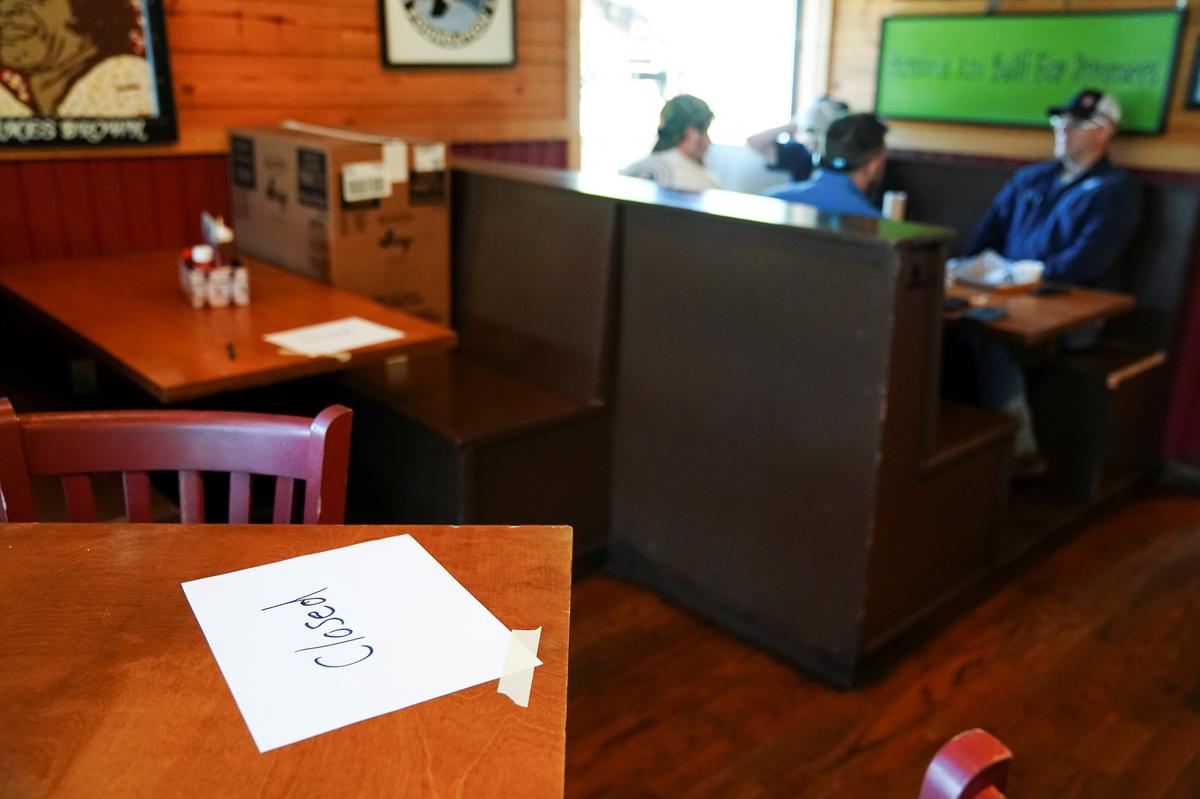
[1049, 114, 1109, 131]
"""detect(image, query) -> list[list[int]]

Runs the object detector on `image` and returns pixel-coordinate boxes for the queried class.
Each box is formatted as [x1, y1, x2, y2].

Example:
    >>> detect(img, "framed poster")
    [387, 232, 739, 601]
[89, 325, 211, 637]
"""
[875, 10, 1184, 133]
[0, 0, 176, 147]
[379, 0, 516, 68]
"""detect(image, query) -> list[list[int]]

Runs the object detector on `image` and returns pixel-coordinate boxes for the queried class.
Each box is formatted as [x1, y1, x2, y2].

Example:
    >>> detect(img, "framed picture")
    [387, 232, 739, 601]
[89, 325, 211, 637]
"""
[379, 0, 516, 68]
[0, 0, 177, 148]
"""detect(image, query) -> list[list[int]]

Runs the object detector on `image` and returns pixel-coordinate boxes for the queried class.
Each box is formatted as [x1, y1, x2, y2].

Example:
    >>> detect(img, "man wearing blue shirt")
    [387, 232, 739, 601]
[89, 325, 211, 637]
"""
[962, 88, 1142, 478]
[765, 113, 888, 218]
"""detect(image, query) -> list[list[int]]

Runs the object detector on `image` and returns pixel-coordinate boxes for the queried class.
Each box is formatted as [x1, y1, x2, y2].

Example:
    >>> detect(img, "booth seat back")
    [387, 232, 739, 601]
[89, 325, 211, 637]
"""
[450, 169, 620, 404]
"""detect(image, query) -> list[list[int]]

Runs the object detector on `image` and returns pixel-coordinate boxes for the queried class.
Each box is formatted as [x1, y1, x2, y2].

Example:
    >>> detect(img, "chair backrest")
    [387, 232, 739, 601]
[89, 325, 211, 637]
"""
[0, 399, 352, 524]
[918, 729, 1012, 799]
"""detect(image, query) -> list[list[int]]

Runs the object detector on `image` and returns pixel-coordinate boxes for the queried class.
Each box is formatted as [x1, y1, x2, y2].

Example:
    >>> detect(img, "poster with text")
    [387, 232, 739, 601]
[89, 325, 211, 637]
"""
[875, 11, 1183, 133]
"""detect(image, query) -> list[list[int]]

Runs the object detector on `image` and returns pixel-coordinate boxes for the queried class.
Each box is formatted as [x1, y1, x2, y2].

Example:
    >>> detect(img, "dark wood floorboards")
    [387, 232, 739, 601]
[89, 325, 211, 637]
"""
[566, 490, 1200, 798]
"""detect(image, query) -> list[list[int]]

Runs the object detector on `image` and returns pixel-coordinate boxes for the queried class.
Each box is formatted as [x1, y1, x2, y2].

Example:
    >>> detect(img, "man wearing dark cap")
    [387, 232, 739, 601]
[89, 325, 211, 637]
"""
[764, 113, 889, 217]
[964, 88, 1139, 287]
[620, 94, 720, 192]
[960, 88, 1142, 479]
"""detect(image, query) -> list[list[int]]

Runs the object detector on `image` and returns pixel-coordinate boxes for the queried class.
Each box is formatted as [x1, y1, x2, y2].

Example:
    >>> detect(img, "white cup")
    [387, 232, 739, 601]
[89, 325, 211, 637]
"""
[882, 190, 907, 220]
[1012, 260, 1045, 284]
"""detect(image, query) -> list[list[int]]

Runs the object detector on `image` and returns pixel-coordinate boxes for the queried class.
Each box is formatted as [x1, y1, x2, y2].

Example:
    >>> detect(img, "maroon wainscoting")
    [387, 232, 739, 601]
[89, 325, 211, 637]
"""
[1, 157, 230, 265]
[1, 141, 568, 267]
[452, 140, 569, 167]
[1165, 259, 1200, 465]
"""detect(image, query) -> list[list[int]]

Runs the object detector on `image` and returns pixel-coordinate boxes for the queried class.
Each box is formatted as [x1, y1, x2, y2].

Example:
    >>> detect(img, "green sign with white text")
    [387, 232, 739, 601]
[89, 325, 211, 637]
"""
[876, 11, 1183, 133]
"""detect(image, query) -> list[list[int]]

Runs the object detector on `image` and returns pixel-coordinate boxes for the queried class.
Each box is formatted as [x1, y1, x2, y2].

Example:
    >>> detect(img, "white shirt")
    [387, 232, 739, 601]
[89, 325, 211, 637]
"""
[620, 148, 721, 192]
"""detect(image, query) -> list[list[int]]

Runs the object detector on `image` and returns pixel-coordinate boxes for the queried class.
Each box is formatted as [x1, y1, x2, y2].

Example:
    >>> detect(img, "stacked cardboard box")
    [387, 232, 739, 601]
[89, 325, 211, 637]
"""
[228, 123, 450, 323]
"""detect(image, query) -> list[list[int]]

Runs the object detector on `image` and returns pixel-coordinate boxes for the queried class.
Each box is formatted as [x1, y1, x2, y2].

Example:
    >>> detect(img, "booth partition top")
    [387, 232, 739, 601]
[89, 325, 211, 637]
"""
[450, 158, 953, 250]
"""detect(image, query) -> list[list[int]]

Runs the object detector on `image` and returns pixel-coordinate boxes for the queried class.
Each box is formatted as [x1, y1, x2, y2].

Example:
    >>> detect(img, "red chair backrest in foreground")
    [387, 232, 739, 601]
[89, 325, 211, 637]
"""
[919, 729, 1012, 799]
[0, 398, 351, 524]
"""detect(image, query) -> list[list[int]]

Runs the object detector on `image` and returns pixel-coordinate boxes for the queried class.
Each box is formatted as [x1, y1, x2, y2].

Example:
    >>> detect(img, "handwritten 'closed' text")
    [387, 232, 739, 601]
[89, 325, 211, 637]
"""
[261, 587, 374, 668]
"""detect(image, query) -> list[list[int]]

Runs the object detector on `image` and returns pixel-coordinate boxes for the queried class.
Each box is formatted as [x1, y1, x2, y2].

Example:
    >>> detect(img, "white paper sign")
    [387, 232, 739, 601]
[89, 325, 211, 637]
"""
[182, 535, 538, 752]
[263, 316, 405, 357]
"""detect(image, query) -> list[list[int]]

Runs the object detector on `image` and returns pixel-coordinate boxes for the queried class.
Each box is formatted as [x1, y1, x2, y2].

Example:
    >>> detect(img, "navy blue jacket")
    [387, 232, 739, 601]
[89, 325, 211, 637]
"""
[964, 157, 1141, 288]
[773, 140, 816, 182]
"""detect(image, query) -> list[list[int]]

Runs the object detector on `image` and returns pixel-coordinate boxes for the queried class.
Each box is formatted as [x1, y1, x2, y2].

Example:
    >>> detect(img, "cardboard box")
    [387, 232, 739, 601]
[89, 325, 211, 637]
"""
[228, 124, 450, 323]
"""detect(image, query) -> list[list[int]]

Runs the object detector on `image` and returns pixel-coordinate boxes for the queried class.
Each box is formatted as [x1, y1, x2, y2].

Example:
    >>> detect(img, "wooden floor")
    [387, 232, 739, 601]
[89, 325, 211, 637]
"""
[566, 488, 1200, 798]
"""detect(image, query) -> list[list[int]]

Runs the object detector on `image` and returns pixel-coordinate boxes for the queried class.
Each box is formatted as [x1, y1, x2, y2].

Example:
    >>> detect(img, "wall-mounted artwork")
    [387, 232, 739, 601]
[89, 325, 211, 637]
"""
[0, 0, 176, 147]
[876, 10, 1183, 134]
[379, 0, 516, 68]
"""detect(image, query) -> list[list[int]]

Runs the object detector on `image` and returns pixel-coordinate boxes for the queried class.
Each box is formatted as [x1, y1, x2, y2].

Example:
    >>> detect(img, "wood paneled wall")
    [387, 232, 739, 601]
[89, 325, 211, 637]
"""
[2, 0, 578, 163]
[829, 0, 1200, 171]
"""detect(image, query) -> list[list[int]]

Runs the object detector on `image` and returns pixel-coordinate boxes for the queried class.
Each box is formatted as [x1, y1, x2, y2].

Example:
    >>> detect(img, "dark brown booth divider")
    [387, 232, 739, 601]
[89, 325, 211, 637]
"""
[609, 199, 1013, 687]
[335, 162, 1016, 685]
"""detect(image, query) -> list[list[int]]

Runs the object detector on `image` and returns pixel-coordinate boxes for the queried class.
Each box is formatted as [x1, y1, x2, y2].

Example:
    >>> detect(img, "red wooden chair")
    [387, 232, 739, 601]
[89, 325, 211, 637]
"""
[0, 398, 352, 524]
[919, 729, 1012, 799]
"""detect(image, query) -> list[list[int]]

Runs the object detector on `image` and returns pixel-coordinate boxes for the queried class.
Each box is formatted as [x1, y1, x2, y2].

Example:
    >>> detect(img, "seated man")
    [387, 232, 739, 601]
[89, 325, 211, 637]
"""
[960, 88, 1142, 477]
[746, 96, 850, 183]
[620, 95, 720, 192]
[965, 89, 1141, 289]
[765, 113, 888, 217]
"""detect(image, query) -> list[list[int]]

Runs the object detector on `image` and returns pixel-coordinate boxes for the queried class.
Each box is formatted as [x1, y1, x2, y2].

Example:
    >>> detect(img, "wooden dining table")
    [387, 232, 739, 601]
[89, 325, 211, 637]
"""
[944, 281, 1136, 347]
[0, 249, 457, 404]
[0, 523, 570, 797]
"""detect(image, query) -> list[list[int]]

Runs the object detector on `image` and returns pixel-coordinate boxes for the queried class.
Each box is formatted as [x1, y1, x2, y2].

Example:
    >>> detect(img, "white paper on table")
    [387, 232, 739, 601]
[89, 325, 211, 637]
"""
[181, 535, 540, 752]
[262, 316, 405, 358]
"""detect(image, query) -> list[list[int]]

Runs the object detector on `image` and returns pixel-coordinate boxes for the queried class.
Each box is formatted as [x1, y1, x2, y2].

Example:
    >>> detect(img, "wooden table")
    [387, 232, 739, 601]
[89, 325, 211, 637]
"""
[0, 249, 457, 403]
[945, 282, 1136, 347]
[0, 523, 570, 797]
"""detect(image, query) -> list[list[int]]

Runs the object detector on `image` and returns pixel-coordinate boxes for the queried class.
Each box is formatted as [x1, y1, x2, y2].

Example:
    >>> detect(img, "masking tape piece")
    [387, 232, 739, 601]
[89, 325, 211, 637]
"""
[383, 142, 409, 184]
[274, 348, 353, 363]
[498, 627, 542, 708]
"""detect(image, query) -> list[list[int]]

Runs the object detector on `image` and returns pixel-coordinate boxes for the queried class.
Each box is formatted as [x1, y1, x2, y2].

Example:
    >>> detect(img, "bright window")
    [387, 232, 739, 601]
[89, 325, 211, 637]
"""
[580, 0, 800, 176]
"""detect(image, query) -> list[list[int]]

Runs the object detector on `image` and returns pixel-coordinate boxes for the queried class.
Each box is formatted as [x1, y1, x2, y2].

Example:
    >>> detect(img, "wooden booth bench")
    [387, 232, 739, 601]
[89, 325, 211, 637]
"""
[334, 164, 621, 565]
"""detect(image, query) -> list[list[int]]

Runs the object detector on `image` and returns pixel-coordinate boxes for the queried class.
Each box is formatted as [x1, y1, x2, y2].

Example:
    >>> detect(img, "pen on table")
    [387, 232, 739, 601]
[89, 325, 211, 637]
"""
[226, 342, 237, 360]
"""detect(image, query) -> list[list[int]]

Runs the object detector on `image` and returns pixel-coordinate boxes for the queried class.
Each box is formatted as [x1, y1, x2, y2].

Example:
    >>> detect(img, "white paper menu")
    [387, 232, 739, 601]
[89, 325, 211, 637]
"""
[182, 535, 539, 752]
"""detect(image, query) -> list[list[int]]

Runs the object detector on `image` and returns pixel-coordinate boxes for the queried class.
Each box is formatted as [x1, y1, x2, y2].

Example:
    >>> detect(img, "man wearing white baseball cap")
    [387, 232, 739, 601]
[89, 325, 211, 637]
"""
[965, 87, 1139, 288]
[746, 96, 850, 183]
[960, 88, 1142, 479]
